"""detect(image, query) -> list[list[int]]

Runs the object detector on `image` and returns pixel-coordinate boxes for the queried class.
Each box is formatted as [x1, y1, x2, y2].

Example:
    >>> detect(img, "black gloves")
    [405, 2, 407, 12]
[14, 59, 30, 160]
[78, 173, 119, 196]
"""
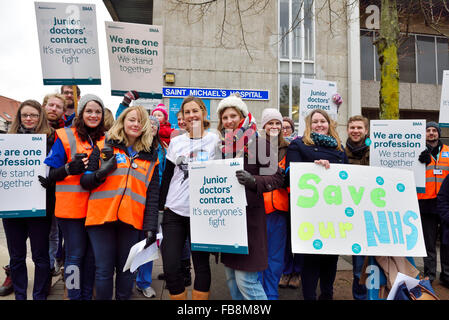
[87, 146, 101, 171]
[144, 230, 157, 249]
[236, 170, 257, 191]
[418, 148, 431, 165]
[38, 175, 49, 189]
[122, 90, 139, 107]
[94, 147, 117, 181]
[65, 153, 87, 175]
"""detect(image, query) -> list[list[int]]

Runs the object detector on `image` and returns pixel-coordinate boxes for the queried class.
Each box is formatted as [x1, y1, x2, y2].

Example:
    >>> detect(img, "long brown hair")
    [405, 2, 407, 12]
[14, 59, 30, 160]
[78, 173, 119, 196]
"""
[73, 100, 105, 143]
[9, 100, 52, 136]
[302, 109, 343, 151]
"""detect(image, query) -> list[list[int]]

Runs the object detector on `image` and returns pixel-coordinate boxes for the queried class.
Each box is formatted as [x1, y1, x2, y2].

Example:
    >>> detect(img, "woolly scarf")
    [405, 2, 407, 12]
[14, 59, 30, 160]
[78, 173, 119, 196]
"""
[49, 118, 65, 130]
[311, 131, 338, 148]
[17, 124, 35, 134]
[221, 112, 257, 159]
[346, 138, 369, 158]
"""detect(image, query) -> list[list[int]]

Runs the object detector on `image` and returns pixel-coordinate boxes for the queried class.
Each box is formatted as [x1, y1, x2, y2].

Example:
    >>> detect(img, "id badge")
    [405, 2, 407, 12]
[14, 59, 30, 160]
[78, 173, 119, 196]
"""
[434, 169, 443, 175]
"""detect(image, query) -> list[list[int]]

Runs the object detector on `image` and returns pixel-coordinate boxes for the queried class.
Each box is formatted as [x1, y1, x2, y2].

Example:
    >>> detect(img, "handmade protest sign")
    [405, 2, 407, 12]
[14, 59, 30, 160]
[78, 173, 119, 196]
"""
[289, 163, 426, 256]
[0, 134, 46, 218]
[105, 21, 163, 99]
[369, 120, 426, 193]
[298, 78, 338, 136]
[439, 70, 449, 127]
[34, 2, 101, 85]
[188, 158, 248, 254]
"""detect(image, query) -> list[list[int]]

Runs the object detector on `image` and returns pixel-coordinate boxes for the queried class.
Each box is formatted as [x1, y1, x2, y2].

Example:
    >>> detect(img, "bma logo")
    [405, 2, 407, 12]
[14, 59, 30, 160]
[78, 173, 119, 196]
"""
[32, 137, 43, 141]
[413, 122, 423, 126]
[149, 28, 159, 32]
[230, 161, 239, 167]
[82, 6, 93, 11]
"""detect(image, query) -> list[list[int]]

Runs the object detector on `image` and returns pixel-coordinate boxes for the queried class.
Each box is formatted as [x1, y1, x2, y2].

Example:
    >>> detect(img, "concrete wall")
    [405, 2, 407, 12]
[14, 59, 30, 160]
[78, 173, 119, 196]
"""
[153, 0, 279, 128]
[362, 80, 443, 111]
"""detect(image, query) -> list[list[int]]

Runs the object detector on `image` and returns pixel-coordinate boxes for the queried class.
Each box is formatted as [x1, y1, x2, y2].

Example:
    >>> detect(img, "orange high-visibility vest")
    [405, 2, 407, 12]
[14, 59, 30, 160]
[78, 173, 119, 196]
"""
[55, 128, 105, 219]
[263, 156, 289, 214]
[418, 144, 449, 200]
[85, 147, 159, 230]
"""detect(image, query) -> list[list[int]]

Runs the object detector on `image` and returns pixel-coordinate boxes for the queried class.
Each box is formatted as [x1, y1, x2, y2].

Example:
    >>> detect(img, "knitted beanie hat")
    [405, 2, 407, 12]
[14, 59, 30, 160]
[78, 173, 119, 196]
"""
[261, 108, 283, 129]
[77, 94, 105, 116]
[217, 94, 248, 118]
[152, 104, 168, 120]
[426, 121, 441, 138]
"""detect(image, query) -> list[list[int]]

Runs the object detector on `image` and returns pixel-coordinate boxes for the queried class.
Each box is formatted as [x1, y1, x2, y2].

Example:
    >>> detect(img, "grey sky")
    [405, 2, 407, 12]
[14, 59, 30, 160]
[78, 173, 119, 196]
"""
[0, 0, 122, 115]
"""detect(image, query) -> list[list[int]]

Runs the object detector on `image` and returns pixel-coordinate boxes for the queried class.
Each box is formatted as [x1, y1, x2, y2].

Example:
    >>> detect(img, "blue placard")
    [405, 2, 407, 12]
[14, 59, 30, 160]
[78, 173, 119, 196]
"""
[168, 98, 210, 129]
[163, 87, 269, 100]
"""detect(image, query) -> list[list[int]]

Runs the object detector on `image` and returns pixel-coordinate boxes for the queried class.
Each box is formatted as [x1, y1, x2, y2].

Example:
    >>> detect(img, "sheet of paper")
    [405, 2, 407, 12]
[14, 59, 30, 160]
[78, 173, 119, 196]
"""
[123, 233, 162, 272]
[387, 272, 420, 300]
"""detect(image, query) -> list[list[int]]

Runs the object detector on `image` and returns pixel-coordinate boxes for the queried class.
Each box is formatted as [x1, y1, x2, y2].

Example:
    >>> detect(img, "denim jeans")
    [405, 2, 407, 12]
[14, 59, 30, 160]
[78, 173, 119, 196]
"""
[87, 220, 140, 300]
[57, 217, 95, 300]
[352, 255, 367, 300]
[49, 215, 59, 269]
[2, 217, 51, 300]
[224, 266, 267, 300]
[260, 211, 286, 300]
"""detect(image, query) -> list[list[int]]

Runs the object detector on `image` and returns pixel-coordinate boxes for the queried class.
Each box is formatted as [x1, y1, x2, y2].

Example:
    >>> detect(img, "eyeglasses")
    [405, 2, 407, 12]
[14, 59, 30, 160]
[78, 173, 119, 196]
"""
[283, 126, 292, 130]
[21, 113, 39, 119]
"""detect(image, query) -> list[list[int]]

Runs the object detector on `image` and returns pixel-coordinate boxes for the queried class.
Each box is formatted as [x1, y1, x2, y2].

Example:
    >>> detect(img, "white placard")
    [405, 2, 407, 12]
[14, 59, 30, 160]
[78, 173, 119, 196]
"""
[289, 163, 426, 257]
[34, 2, 101, 85]
[439, 70, 449, 127]
[299, 78, 338, 136]
[369, 120, 426, 193]
[188, 158, 248, 254]
[105, 21, 163, 99]
[0, 134, 46, 218]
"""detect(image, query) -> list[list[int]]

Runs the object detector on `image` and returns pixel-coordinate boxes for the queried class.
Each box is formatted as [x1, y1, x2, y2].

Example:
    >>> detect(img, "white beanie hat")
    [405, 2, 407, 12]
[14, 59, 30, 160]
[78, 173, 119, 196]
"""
[261, 108, 283, 129]
[77, 94, 105, 116]
[217, 94, 248, 118]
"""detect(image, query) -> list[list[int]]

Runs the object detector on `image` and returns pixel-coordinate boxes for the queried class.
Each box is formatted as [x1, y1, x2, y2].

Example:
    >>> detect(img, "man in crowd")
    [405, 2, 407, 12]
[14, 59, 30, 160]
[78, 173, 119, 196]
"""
[418, 122, 449, 286]
[42, 93, 66, 277]
[60, 85, 80, 127]
[344, 115, 370, 300]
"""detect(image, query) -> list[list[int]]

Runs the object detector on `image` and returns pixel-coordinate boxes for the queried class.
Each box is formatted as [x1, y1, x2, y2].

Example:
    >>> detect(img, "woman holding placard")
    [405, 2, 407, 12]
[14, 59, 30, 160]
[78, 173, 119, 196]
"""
[285, 109, 348, 300]
[215, 94, 284, 300]
[159, 96, 219, 300]
[5, 100, 53, 300]
[44, 94, 106, 300]
[79, 105, 160, 300]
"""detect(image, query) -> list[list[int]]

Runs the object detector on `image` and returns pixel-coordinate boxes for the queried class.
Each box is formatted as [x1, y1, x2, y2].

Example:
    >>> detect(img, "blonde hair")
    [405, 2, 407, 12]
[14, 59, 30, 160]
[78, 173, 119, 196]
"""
[302, 109, 343, 151]
[103, 108, 115, 131]
[42, 93, 67, 111]
[107, 105, 153, 152]
[9, 100, 53, 137]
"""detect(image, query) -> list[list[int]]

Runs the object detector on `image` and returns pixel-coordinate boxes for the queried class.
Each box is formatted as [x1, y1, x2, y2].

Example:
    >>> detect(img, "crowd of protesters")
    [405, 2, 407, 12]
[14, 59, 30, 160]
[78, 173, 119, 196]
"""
[1, 87, 449, 301]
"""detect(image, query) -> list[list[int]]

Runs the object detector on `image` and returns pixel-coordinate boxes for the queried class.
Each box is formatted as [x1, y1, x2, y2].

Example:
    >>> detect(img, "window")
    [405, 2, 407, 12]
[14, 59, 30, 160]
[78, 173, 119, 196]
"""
[361, 30, 449, 85]
[279, 0, 315, 123]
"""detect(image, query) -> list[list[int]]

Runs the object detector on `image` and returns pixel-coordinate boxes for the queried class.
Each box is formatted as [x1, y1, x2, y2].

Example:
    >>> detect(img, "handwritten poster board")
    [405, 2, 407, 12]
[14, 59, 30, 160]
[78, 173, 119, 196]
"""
[289, 163, 426, 257]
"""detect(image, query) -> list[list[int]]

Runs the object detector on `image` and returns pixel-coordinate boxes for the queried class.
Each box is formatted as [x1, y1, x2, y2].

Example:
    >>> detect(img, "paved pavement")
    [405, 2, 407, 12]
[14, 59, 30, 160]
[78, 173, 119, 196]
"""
[1, 221, 448, 301]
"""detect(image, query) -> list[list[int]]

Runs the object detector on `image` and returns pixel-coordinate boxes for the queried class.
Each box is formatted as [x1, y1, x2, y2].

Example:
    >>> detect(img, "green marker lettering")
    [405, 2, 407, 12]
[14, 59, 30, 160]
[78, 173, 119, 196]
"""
[297, 173, 321, 208]
[323, 185, 342, 205]
[370, 188, 386, 208]
[298, 222, 314, 240]
[348, 186, 365, 205]
[319, 222, 336, 238]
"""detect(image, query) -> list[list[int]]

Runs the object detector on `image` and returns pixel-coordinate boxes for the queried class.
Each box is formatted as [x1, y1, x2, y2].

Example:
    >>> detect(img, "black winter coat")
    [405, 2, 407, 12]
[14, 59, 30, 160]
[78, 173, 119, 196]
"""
[219, 135, 285, 272]
[436, 176, 449, 245]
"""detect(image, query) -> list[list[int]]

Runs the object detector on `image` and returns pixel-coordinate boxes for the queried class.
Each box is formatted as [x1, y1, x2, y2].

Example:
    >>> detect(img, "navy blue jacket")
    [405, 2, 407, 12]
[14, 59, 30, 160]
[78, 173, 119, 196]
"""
[286, 137, 349, 175]
[436, 175, 449, 245]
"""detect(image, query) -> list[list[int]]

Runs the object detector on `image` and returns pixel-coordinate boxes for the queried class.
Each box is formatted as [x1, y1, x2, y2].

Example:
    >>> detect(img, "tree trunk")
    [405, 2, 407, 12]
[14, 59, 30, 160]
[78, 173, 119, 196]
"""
[376, 0, 400, 120]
